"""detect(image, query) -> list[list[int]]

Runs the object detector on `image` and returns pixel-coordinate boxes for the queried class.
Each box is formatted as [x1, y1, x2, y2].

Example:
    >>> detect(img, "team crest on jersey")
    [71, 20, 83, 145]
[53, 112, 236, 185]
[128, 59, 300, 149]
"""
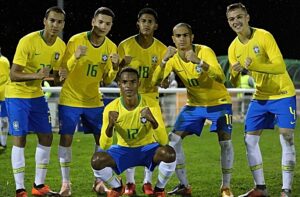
[140, 117, 147, 124]
[195, 64, 202, 74]
[151, 55, 158, 65]
[13, 121, 19, 131]
[253, 45, 260, 54]
[54, 52, 60, 60]
[102, 54, 108, 62]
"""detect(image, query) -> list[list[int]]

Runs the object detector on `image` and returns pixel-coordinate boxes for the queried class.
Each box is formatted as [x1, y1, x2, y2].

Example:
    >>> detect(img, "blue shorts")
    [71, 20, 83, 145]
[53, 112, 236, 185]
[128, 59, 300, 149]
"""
[174, 104, 233, 136]
[5, 97, 52, 136]
[59, 105, 104, 135]
[245, 96, 297, 132]
[0, 101, 8, 117]
[104, 143, 160, 175]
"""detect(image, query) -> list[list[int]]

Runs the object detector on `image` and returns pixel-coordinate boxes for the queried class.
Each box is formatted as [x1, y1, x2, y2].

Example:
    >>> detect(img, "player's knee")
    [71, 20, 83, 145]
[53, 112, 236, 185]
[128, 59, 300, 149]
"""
[281, 131, 294, 146]
[91, 152, 112, 170]
[244, 134, 259, 148]
[155, 145, 176, 163]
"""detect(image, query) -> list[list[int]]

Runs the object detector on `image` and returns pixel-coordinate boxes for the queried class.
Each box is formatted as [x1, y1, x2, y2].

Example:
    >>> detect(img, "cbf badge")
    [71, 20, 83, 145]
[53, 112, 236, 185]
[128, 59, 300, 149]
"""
[253, 45, 260, 54]
[102, 54, 108, 62]
[195, 64, 202, 74]
[54, 52, 60, 60]
[140, 117, 147, 124]
[151, 55, 158, 65]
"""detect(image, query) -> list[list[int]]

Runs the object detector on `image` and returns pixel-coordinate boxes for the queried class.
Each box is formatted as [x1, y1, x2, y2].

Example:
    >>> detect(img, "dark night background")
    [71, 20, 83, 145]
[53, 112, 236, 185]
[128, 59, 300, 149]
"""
[1, 0, 300, 63]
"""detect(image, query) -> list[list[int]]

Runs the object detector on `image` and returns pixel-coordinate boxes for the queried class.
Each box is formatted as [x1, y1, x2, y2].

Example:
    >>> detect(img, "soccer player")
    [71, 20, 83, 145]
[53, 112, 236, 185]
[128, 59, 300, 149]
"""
[117, 7, 168, 195]
[0, 47, 10, 151]
[57, 7, 119, 197]
[226, 3, 297, 197]
[153, 23, 234, 197]
[5, 6, 66, 197]
[91, 67, 176, 197]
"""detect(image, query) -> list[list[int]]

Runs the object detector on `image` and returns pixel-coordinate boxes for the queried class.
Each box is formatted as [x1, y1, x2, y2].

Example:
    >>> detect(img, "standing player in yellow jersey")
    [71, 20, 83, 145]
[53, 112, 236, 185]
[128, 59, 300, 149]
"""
[153, 23, 234, 197]
[117, 8, 168, 195]
[226, 3, 296, 197]
[57, 7, 119, 197]
[0, 48, 10, 151]
[5, 6, 66, 197]
[91, 67, 176, 197]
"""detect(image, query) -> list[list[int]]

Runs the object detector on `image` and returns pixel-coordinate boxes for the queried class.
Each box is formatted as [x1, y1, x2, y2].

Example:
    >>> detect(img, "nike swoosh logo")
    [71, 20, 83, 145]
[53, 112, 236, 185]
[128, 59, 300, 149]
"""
[236, 55, 241, 58]
[35, 53, 41, 55]
[290, 121, 296, 124]
[175, 70, 184, 72]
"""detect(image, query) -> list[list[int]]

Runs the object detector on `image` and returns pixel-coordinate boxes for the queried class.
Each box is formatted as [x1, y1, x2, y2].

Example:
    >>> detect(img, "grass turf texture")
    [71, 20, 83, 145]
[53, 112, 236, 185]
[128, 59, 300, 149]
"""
[0, 122, 299, 196]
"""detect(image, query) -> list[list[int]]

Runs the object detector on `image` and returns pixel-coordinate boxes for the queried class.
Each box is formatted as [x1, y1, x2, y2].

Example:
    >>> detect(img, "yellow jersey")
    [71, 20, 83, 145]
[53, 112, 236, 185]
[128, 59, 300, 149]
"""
[100, 95, 168, 150]
[228, 28, 295, 100]
[118, 35, 167, 99]
[0, 55, 10, 101]
[59, 32, 118, 107]
[6, 31, 65, 98]
[154, 44, 231, 106]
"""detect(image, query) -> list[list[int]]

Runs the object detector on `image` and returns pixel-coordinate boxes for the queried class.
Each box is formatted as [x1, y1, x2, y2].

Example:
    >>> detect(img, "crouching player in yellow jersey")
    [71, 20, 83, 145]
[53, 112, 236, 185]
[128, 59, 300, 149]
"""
[5, 7, 66, 197]
[153, 23, 234, 197]
[118, 8, 168, 195]
[57, 7, 119, 197]
[91, 67, 176, 197]
[226, 3, 296, 197]
[0, 48, 10, 151]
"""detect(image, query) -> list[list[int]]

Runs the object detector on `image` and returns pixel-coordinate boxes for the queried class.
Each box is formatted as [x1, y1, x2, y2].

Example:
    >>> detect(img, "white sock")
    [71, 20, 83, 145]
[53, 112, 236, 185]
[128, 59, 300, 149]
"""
[169, 133, 189, 186]
[58, 145, 72, 183]
[35, 144, 51, 186]
[126, 167, 136, 184]
[280, 134, 296, 190]
[143, 167, 153, 184]
[156, 161, 176, 188]
[0, 117, 8, 146]
[12, 146, 25, 190]
[245, 134, 265, 185]
[93, 167, 121, 188]
[219, 140, 234, 188]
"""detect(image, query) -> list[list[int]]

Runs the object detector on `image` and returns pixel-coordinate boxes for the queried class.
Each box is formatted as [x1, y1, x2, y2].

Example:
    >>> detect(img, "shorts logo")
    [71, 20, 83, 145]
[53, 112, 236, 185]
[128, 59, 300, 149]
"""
[140, 117, 147, 124]
[102, 54, 108, 62]
[290, 121, 296, 125]
[13, 121, 19, 131]
[54, 52, 60, 60]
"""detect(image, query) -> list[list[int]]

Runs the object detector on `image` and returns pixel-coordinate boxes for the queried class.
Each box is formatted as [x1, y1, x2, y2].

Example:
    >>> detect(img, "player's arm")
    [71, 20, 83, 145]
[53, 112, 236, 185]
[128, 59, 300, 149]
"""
[228, 45, 242, 87]
[148, 106, 168, 145]
[0, 60, 10, 86]
[103, 53, 119, 85]
[247, 32, 285, 74]
[152, 46, 177, 86]
[100, 109, 119, 150]
[186, 47, 225, 83]
[10, 64, 50, 82]
[64, 39, 86, 73]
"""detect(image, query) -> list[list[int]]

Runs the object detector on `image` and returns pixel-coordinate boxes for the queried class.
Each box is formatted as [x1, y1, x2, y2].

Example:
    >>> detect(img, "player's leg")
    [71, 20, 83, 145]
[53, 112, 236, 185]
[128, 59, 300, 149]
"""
[275, 96, 296, 196]
[0, 102, 8, 149]
[239, 100, 272, 197]
[168, 106, 204, 196]
[152, 145, 176, 196]
[210, 104, 234, 197]
[57, 105, 82, 196]
[6, 98, 29, 196]
[31, 97, 57, 196]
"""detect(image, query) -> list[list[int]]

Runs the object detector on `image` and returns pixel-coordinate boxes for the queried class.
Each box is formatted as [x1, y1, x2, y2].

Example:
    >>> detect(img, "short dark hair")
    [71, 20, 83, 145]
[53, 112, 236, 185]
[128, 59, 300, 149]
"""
[119, 67, 139, 79]
[226, 2, 248, 16]
[173, 23, 193, 35]
[94, 7, 115, 19]
[138, 8, 158, 22]
[45, 6, 65, 19]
